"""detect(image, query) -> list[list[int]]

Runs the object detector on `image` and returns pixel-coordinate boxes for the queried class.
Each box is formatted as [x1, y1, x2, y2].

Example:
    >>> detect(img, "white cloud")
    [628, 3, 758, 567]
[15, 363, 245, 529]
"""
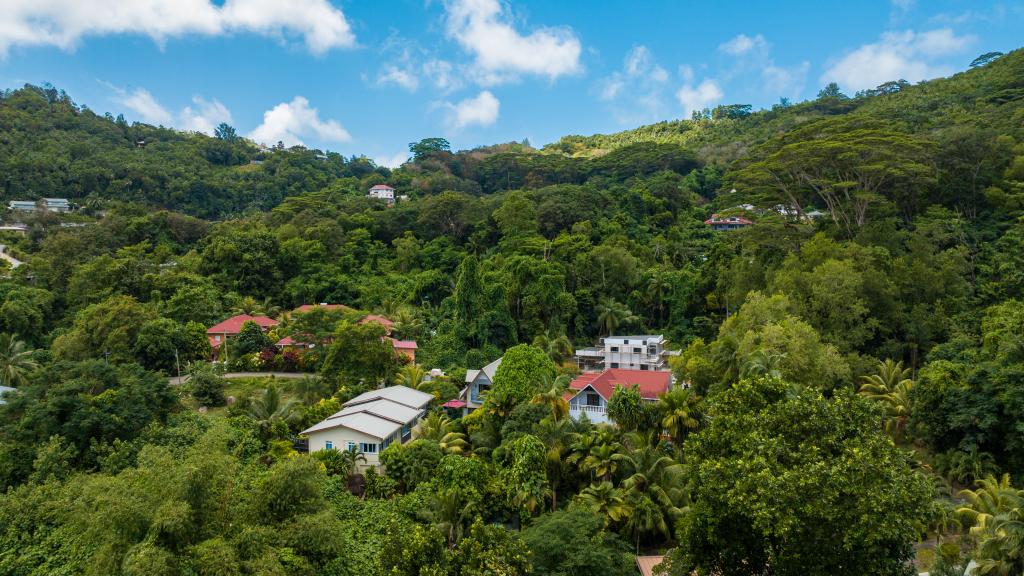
[180, 97, 232, 134]
[0, 0, 354, 56]
[821, 28, 974, 91]
[113, 87, 173, 126]
[762, 62, 810, 97]
[106, 84, 233, 134]
[443, 0, 581, 84]
[423, 59, 462, 93]
[374, 151, 410, 169]
[598, 45, 672, 124]
[676, 79, 723, 117]
[376, 65, 420, 92]
[249, 96, 351, 147]
[719, 33, 768, 56]
[443, 90, 500, 130]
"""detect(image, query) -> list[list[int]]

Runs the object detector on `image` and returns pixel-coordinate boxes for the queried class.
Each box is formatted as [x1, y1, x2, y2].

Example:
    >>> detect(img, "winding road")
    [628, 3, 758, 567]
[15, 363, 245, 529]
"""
[0, 245, 23, 269]
[168, 371, 314, 385]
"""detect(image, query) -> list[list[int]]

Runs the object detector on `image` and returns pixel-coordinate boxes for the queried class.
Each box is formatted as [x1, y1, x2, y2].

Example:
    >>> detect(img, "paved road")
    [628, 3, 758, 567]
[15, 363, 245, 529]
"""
[0, 245, 23, 269]
[169, 371, 315, 385]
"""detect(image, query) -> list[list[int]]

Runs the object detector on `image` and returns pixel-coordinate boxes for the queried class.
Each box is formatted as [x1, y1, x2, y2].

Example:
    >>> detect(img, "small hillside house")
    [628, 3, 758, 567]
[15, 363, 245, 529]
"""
[302, 385, 433, 468]
[206, 314, 278, 359]
[566, 369, 671, 424]
[462, 357, 502, 410]
[704, 214, 753, 231]
[42, 198, 71, 212]
[7, 200, 37, 212]
[574, 335, 675, 372]
[367, 184, 396, 205]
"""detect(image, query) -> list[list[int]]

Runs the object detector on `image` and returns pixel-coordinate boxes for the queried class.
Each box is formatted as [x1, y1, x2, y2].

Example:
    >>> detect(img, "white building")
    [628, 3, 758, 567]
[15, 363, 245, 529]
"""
[42, 198, 71, 212]
[7, 201, 37, 212]
[367, 184, 396, 205]
[301, 385, 433, 467]
[574, 335, 675, 372]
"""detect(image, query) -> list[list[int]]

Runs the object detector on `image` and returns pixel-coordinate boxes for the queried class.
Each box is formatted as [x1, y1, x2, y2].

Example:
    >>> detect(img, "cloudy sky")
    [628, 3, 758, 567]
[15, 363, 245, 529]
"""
[0, 0, 1021, 164]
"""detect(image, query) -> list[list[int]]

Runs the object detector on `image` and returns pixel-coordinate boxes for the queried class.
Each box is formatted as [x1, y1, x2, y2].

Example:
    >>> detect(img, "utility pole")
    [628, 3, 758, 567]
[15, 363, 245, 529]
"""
[175, 348, 181, 380]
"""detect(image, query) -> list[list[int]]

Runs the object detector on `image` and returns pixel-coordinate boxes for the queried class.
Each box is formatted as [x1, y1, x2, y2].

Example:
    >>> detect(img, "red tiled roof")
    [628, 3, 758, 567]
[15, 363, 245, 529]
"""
[442, 399, 466, 408]
[391, 339, 418, 350]
[360, 314, 395, 329]
[294, 304, 351, 314]
[369, 184, 394, 190]
[207, 315, 278, 335]
[569, 369, 671, 401]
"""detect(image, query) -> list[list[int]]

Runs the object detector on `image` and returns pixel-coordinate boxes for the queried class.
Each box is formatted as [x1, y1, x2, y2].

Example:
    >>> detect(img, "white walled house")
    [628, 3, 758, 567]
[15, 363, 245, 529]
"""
[566, 369, 671, 424]
[301, 385, 433, 467]
[574, 335, 675, 372]
[367, 184, 396, 205]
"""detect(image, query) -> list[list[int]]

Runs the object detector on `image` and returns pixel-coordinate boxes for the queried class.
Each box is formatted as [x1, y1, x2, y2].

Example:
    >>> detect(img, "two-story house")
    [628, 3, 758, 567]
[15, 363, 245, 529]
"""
[566, 368, 671, 424]
[574, 335, 674, 372]
[367, 184, 396, 205]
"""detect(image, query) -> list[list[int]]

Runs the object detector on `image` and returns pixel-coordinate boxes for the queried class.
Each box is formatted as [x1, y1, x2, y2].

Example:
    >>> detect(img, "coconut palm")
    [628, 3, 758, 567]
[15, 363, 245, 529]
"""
[595, 297, 639, 337]
[859, 359, 915, 440]
[575, 481, 629, 527]
[531, 373, 572, 421]
[421, 488, 477, 548]
[396, 364, 427, 390]
[244, 384, 300, 436]
[339, 445, 367, 477]
[0, 333, 37, 388]
[416, 412, 469, 455]
[623, 492, 672, 554]
[958, 475, 1024, 575]
[613, 436, 688, 546]
[532, 330, 574, 364]
[657, 387, 702, 445]
[293, 375, 330, 404]
[533, 416, 578, 511]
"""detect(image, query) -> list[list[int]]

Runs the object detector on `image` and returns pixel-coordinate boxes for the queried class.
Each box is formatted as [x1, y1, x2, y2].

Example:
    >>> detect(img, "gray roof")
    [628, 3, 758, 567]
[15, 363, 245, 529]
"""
[301, 385, 430, 439]
[346, 385, 433, 410]
[465, 357, 503, 383]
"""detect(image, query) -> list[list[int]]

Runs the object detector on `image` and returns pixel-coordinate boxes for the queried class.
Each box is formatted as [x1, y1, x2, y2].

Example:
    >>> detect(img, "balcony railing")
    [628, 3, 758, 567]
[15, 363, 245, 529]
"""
[570, 404, 606, 414]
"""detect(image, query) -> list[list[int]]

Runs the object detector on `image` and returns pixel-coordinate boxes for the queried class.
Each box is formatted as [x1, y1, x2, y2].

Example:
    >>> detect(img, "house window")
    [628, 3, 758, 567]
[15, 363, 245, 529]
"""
[586, 393, 601, 407]
[633, 347, 641, 354]
[346, 441, 356, 451]
[624, 339, 629, 344]
[610, 346, 619, 352]
[640, 364, 649, 371]
[610, 362, 619, 368]
[325, 441, 333, 450]
[215, 335, 221, 342]
[360, 442, 379, 454]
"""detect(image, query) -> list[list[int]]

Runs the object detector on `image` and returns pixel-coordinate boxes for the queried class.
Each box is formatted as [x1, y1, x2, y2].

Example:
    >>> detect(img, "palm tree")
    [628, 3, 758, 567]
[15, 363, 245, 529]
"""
[396, 364, 428, 390]
[531, 373, 571, 421]
[958, 475, 1024, 575]
[0, 333, 37, 388]
[859, 359, 916, 441]
[293, 375, 330, 405]
[340, 445, 367, 477]
[740, 349, 786, 379]
[644, 268, 673, 326]
[623, 492, 671, 554]
[657, 388, 702, 445]
[533, 416, 578, 511]
[231, 296, 280, 318]
[416, 412, 469, 454]
[244, 384, 300, 437]
[532, 331, 574, 364]
[595, 297, 638, 337]
[576, 481, 628, 527]
[581, 443, 621, 483]
[613, 436, 687, 546]
[421, 488, 477, 549]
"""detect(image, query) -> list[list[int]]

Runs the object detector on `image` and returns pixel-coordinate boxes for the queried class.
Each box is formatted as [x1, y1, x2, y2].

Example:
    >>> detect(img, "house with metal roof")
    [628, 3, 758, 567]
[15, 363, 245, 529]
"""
[461, 356, 503, 411]
[301, 385, 433, 467]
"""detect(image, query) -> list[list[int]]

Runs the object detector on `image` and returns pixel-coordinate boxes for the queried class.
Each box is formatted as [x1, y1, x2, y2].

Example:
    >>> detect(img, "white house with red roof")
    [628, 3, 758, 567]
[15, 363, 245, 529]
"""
[566, 368, 671, 424]
[367, 184, 395, 205]
[704, 214, 754, 231]
[207, 314, 278, 358]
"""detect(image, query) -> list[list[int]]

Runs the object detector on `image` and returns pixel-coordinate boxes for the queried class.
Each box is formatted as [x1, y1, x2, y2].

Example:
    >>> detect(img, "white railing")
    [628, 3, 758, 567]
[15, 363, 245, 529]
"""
[571, 404, 606, 414]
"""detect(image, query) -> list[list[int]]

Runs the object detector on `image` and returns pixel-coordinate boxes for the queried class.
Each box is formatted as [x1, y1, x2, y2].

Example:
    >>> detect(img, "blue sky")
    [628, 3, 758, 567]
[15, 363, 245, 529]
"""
[1, 0, 1021, 165]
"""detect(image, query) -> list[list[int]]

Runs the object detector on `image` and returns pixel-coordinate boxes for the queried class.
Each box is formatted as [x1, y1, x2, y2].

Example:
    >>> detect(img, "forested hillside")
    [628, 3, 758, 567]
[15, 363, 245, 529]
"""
[0, 48, 1022, 575]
